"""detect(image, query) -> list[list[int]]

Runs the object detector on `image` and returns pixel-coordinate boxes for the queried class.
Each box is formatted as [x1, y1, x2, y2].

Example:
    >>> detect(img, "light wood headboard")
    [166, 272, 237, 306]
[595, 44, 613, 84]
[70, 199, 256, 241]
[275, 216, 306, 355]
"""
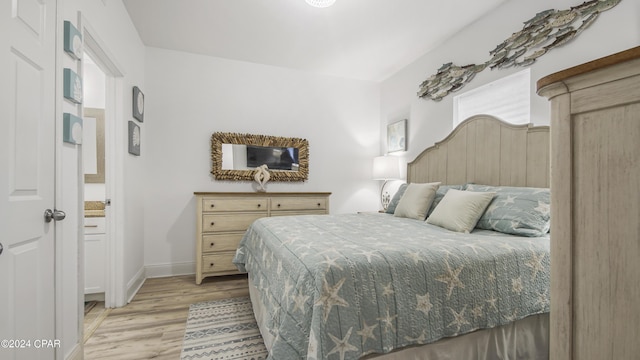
[407, 115, 549, 188]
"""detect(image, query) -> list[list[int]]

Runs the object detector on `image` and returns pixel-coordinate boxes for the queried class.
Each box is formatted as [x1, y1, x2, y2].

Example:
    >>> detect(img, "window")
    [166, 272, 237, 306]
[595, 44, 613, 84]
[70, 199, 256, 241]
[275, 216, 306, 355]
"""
[453, 69, 530, 128]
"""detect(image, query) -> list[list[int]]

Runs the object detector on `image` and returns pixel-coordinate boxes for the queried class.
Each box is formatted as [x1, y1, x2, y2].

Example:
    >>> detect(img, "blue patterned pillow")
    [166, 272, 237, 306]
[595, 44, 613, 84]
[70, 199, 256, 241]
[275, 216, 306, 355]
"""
[385, 183, 408, 214]
[426, 184, 465, 217]
[465, 184, 550, 237]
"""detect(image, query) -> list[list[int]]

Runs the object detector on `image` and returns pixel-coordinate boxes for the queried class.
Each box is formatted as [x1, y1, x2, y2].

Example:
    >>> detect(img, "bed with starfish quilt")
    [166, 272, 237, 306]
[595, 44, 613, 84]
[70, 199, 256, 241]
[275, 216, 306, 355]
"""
[233, 212, 550, 360]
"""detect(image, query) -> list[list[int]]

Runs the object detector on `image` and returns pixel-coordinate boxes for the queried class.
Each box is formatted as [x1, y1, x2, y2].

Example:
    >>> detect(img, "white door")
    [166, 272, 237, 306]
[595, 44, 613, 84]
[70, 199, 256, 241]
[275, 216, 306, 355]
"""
[0, 0, 57, 359]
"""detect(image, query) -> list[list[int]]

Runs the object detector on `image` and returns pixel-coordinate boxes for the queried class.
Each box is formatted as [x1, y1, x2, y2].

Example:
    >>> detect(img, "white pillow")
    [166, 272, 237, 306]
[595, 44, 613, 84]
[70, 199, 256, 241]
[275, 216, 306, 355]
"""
[426, 189, 495, 233]
[393, 182, 440, 220]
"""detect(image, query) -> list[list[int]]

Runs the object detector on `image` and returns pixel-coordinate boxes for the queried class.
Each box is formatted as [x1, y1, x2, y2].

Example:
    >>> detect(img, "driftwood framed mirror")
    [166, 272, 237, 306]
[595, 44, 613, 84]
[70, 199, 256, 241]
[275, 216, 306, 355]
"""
[210, 132, 309, 181]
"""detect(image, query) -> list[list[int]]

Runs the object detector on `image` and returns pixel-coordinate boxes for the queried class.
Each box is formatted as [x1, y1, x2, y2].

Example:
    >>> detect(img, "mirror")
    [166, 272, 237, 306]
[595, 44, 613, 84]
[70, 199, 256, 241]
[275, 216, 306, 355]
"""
[211, 132, 309, 181]
[221, 144, 300, 171]
[83, 108, 105, 183]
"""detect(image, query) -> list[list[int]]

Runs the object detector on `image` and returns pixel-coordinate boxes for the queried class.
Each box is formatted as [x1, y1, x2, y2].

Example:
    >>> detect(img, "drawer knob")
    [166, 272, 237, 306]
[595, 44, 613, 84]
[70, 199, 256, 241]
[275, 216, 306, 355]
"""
[277, 204, 281, 208]
[317, 203, 321, 207]
[257, 204, 261, 208]
[210, 204, 215, 208]
[210, 242, 215, 247]
[210, 262, 215, 267]
[210, 222, 215, 226]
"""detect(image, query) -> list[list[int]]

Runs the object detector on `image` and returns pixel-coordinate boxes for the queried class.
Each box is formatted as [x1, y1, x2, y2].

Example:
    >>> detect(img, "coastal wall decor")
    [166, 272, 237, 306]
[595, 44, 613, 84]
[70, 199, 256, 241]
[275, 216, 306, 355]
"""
[128, 121, 141, 156]
[63, 20, 82, 60]
[417, 0, 621, 101]
[63, 113, 83, 145]
[63, 68, 83, 104]
[387, 119, 407, 153]
[132, 86, 144, 122]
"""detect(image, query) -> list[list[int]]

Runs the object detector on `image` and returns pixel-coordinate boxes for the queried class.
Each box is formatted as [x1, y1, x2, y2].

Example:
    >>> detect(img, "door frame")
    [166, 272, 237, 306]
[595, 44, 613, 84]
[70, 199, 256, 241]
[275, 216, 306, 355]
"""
[79, 13, 126, 309]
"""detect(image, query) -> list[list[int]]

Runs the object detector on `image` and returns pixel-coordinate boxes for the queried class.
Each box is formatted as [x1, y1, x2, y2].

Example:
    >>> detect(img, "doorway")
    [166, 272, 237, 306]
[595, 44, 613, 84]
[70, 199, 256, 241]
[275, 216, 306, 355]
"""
[83, 52, 107, 300]
[80, 15, 126, 311]
[82, 53, 109, 339]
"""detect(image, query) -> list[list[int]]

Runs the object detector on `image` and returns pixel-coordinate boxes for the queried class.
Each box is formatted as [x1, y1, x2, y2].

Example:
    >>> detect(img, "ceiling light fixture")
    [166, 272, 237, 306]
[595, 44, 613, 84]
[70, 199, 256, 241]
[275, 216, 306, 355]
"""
[305, 0, 336, 8]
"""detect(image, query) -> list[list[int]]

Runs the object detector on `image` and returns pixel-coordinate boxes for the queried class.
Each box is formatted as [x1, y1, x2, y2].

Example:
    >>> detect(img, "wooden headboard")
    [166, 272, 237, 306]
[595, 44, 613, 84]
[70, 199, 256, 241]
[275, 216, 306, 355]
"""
[407, 115, 549, 188]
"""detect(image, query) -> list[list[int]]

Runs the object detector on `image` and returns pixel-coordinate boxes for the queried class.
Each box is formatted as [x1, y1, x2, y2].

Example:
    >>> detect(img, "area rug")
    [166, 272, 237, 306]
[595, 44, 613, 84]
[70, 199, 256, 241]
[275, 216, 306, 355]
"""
[181, 296, 268, 360]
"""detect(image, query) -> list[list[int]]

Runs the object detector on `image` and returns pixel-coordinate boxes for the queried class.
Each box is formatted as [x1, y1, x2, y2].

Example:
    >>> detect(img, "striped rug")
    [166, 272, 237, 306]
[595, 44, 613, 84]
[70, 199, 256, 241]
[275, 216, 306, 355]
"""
[181, 296, 268, 360]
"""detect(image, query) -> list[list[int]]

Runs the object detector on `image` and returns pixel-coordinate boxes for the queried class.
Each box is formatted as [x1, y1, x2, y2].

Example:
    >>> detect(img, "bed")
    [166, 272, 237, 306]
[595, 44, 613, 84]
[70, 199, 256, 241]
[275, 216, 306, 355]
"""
[233, 115, 551, 359]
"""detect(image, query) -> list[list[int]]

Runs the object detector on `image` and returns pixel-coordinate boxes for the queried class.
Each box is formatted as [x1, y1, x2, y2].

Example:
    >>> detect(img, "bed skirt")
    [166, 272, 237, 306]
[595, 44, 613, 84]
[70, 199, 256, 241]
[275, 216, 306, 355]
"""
[248, 276, 549, 360]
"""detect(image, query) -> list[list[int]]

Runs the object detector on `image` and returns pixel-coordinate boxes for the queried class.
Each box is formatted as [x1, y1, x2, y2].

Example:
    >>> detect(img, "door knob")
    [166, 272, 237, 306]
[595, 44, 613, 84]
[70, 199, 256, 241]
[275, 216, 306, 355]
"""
[44, 209, 66, 223]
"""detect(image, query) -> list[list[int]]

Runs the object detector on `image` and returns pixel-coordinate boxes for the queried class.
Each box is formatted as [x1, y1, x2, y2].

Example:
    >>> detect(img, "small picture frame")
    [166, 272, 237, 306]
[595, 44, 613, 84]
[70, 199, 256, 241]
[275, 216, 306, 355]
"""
[128, 121, 141, 156]
[132, 86, 144, 122]
[63, 68, 83, 104]
[63, 21, 82, 60]
[387, 119, 407, 153]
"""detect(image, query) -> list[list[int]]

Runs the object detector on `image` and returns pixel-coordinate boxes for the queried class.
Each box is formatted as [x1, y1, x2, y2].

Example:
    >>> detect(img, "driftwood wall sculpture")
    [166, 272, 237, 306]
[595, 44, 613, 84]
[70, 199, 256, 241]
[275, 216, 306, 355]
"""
[417, 0, 622, 101]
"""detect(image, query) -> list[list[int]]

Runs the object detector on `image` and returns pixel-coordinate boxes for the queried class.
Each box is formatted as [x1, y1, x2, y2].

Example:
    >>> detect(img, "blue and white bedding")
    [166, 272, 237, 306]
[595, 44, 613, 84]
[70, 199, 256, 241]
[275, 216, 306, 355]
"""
[233, 213, 550, 360]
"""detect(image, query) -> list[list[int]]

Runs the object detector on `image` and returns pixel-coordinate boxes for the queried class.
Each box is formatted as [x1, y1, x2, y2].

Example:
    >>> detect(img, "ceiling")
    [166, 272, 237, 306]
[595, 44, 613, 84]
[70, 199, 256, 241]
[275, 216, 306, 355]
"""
[122, 0, 508, 82]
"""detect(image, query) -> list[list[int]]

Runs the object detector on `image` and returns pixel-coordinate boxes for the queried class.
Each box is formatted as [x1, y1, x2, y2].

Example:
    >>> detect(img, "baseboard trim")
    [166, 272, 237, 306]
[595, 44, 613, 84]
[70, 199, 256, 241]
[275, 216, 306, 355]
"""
[126, 267, 146, 304]
[84, 292, 105, 302]
[145, 261, 195, 278]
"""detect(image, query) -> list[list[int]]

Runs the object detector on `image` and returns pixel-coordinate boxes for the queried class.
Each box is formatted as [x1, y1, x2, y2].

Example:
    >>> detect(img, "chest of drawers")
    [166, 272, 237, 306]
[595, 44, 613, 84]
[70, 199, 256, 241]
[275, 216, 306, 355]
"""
[194, 192, 331, 284]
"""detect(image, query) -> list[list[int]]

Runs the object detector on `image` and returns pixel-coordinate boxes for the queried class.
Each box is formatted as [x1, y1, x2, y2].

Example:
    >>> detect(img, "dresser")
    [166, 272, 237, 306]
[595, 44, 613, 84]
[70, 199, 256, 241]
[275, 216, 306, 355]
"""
[194, 192, 331, 284]
[537, 47, 640, 360]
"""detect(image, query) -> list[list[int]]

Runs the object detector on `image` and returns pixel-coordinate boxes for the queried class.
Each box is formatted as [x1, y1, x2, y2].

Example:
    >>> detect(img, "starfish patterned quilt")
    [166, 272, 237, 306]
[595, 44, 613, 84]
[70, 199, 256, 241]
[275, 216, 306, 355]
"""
[233, 213, 550, 360]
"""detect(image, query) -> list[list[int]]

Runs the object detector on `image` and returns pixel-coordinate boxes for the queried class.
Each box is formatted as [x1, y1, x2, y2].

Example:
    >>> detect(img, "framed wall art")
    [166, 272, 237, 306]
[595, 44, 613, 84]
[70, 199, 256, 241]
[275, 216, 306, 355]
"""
[63, 113, 83, 145]
[132, 86, 144, 122]
[387, 119, 407, 153]
[63, 20, 82, 60]
[63, 68, 83, 104]
[128, 121, 140, 156]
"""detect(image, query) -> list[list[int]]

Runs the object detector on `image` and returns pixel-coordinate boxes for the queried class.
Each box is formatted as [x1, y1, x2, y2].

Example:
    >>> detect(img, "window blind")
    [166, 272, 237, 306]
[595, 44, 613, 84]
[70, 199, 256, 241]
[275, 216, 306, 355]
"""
[453, 69, 530, 128]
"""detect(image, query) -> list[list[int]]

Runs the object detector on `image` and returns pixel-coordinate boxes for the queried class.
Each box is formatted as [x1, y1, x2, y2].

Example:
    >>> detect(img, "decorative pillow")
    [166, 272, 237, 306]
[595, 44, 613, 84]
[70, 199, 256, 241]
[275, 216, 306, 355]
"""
[426, 189, 495, 233]
[426, 184, 465, 217]
[465, 184, 551, 237]
[385, 183, 408, 214]
[393, 182, 440, 220]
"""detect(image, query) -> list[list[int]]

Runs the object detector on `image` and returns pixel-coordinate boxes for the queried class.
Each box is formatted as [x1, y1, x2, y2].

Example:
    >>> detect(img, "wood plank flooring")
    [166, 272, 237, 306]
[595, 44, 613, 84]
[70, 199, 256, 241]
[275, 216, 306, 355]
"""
[84, 274, 249, 360]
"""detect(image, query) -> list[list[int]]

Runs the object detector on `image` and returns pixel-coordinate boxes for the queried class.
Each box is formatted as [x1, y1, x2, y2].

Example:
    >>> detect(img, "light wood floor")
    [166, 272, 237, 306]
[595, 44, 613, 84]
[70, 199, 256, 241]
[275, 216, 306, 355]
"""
[83, 274, 249, 360]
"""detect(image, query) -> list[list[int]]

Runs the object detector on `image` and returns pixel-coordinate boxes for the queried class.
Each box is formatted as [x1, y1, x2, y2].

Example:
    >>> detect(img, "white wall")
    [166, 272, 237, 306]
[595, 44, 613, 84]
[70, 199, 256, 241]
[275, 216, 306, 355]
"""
[143, 47, 381, 275]
[381, 0, 640, 167]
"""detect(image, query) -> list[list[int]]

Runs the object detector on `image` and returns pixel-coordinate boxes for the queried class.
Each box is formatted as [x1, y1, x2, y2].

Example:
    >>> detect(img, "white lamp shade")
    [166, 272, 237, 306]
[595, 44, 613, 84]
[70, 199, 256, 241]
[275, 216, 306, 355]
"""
[373, 156, 400, 180]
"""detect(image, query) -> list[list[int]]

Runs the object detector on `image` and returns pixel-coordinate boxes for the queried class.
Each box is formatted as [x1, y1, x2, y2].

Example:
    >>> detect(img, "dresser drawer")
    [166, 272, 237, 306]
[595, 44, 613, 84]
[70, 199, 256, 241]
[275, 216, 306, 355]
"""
[202, 233, 244, 253]
[270, 210, 327, 217]
[270, 197, 327, 212]
[202, 253, 238, 273]
[202, 198, 267, 212]
[202, 213, 265, 232]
